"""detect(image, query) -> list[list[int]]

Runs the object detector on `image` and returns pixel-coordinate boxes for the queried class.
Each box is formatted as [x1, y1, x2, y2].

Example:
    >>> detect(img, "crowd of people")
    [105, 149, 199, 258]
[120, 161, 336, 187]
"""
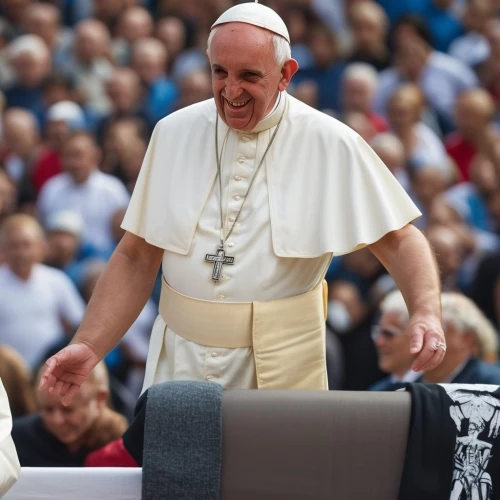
[1, 0, 500, 468]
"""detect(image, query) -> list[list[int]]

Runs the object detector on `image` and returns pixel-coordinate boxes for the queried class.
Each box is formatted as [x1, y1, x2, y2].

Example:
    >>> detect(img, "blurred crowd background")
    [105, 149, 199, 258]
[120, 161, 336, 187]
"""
[3, 0, 500, 467]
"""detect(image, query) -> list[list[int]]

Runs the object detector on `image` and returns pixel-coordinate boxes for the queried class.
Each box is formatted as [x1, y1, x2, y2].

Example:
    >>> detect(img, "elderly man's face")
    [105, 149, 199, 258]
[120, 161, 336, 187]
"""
[455, 95, 493, 137]
[373, 311, 415, 377]
[1, 225, 45, 276]
[344, 77, 373, 114]
[132, 50, 165, 85]
[61, 135, 98, 184]
[75, 27, 105, 63]
[107, 74, 141, 111]
[208, 23, 298, 132]
[352, 14, 384, 50]
[13, 52, 49, 88]
[387, 94, 420, 132]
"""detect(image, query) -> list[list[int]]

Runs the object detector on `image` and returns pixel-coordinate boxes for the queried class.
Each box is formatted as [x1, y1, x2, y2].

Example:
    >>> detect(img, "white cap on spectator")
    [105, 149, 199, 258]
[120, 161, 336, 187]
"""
[46, 101, 86, 130]
[211, 1, 290, 43]
[45, 210, 85, 239]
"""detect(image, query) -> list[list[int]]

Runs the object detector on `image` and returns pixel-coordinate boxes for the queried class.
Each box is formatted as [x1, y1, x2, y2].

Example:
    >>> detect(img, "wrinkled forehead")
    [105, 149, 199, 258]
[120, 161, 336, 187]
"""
[209, 22, 275, 62]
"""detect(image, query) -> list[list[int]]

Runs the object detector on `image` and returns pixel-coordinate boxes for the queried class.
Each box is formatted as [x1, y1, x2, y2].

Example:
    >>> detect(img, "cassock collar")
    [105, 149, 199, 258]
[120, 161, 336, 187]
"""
[251, 91, 287, 133]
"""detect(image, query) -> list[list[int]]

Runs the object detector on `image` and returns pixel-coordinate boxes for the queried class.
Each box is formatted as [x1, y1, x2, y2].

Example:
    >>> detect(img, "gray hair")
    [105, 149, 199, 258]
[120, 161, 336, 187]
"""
[441, 292, 499, 358]
[371, 133, 405, 159]
[207, 25, 291, 67]
[380, 289, 409, 326]
[370, 132, 406, 163]
[343, 63, 379, 93]
[7, 34, 50, 62]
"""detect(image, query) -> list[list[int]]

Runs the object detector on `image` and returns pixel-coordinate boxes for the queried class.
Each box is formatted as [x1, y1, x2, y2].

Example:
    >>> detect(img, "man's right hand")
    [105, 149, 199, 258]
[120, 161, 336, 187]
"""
[39, 342, 101, 406]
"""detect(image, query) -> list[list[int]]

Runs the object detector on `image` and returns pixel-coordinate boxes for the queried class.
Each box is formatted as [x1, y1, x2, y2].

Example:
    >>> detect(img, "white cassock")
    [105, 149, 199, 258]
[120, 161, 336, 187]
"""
[122, 92, 421, 391]
[0, 379, 20, 497]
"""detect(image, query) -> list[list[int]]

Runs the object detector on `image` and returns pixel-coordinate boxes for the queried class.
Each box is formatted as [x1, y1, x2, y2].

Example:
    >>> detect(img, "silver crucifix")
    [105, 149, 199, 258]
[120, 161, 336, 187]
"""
[205, 247, 234, 281]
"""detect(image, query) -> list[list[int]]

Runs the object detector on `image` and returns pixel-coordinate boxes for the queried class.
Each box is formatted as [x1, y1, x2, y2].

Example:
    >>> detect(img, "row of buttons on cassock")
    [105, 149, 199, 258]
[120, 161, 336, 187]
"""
[206, 352, 221, 381]
[215, 140, 253, 303]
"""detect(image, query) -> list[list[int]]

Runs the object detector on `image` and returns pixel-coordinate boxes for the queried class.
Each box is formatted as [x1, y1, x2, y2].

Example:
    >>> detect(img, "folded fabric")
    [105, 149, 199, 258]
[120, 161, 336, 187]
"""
[142, 381, 223, 500]
[399, 383, 500, 500]
[84, 438, 138, 467]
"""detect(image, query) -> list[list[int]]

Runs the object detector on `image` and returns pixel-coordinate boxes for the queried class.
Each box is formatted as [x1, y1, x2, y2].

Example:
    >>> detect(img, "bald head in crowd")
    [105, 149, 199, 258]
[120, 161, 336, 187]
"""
[23, 3, 61, 50]
[371, 133, 406, 176]
[455, 89, 495, 141]
[131, 37, 168, 85]
[179, 70, 212, 109]
[349, 1, 389, 54]
[74, 19, 110, 64]
[0, 214, 45, 281]
[387, 84, 425, 133]
[2, 108, 40, 159]
[106, 67, 142, 113]
[156, 17, 186, 63]
[411, 166, 449, 210]
[117, 6, 154, 43]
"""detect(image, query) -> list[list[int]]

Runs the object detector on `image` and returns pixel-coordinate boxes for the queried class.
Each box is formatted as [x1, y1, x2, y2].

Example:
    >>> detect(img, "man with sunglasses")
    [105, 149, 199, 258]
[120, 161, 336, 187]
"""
[369, 289, 421, 391]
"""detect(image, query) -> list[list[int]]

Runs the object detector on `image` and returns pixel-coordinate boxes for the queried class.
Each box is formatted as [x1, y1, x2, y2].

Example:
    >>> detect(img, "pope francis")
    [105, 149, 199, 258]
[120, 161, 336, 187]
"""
[41, 2, 446, 403]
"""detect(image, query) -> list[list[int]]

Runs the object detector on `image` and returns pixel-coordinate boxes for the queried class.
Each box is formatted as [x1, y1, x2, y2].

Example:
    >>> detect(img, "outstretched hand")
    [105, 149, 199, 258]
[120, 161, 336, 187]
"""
[408, 316, 446, 373]
[39, 342, 101, 406]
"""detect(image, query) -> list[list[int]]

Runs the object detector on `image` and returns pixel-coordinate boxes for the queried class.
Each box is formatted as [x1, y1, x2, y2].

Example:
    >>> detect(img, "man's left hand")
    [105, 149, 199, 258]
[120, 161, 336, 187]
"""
[407, 315, 446, 372]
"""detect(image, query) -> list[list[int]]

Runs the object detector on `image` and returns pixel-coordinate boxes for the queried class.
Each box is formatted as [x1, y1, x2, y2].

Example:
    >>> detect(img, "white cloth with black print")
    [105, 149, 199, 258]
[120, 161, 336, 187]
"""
[399, 383, 500, 500]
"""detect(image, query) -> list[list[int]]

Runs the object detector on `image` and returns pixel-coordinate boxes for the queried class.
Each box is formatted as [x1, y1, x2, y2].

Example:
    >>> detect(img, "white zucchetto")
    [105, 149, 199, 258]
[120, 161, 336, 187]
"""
[211, 1, 290, 43]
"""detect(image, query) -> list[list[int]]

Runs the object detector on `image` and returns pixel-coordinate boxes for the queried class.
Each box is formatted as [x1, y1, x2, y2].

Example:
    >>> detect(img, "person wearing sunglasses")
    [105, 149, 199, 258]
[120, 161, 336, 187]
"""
[369, 289, 422, 391]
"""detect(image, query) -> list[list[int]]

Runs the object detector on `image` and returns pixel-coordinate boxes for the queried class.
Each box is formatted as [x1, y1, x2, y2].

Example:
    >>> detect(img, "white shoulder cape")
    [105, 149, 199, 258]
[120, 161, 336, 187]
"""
[122, 94, 421, 257]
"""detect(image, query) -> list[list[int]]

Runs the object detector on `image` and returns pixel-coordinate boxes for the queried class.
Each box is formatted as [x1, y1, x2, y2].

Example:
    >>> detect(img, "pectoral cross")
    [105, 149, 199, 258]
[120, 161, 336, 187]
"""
[205, 247, 235, 281]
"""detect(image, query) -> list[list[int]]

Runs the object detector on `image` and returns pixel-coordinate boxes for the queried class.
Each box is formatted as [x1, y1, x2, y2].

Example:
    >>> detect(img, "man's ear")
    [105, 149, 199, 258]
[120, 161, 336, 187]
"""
[278, 58, 299, 92]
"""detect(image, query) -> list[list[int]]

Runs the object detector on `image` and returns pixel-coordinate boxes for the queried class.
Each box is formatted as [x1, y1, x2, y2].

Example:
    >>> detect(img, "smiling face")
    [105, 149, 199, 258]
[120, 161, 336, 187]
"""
[207, 23, 298, 132]
[39, 382, 105, 448]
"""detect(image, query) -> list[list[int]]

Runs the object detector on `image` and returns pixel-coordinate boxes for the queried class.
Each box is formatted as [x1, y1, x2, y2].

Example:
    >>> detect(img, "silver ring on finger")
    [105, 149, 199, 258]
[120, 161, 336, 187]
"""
[434, 341, 447, 351]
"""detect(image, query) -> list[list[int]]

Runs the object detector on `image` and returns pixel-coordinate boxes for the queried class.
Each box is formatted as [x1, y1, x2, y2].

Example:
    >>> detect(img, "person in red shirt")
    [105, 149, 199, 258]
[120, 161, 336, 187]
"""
[445, 89, 496, 182]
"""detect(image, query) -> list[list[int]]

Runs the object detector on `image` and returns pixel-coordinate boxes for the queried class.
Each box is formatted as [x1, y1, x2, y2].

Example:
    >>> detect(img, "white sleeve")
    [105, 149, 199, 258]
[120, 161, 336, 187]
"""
[0, 379, 20, 497]
[56, 273, 86, 328]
